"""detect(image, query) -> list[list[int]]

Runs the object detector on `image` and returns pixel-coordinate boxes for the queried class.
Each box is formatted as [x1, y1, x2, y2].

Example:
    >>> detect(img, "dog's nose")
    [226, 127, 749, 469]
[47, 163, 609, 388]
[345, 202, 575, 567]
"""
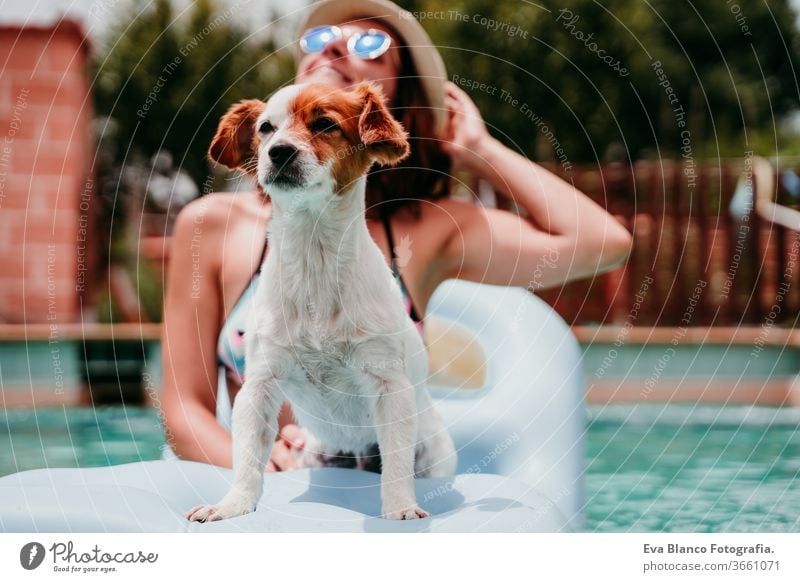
[268, 143, 298, 166]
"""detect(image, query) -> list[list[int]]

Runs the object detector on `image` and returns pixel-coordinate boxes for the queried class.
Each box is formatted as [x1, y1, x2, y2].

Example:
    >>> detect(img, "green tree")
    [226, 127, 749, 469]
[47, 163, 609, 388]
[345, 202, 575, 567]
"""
[406, 0, 800, 163]
[91, 0, 295, 322]
[93, 0, 295, 185]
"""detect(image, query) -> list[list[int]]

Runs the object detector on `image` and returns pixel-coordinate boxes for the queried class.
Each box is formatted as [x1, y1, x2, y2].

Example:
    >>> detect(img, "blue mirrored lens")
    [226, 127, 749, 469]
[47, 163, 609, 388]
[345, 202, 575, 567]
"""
[302, 26, 340, 53]
[351, 32, 389, 58]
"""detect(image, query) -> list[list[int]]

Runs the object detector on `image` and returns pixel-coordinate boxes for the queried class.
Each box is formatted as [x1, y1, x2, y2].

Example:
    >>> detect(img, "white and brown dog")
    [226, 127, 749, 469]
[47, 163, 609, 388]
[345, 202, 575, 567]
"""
[186, 82, 456, 522]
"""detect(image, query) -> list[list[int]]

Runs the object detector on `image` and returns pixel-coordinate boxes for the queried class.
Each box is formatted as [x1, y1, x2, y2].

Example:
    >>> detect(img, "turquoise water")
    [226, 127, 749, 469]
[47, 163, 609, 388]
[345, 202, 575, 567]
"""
[0, 406, 165, 475]
[1, 405, 798, 532]
[586, 405, 800, 532]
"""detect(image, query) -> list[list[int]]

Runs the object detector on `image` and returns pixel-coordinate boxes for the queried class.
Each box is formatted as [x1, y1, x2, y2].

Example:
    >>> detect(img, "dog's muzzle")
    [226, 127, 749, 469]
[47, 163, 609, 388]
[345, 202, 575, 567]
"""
[265, 142, 305, 188]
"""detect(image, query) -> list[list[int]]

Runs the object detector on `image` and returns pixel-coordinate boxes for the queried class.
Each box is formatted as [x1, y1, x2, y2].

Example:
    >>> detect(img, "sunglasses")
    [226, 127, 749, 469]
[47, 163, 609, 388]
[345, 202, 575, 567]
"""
[300, 25, 393, 60]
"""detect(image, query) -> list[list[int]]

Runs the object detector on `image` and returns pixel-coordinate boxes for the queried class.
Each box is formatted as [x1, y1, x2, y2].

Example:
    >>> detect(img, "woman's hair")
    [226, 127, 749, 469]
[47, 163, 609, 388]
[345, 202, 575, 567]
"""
[366, 32, 451, 220]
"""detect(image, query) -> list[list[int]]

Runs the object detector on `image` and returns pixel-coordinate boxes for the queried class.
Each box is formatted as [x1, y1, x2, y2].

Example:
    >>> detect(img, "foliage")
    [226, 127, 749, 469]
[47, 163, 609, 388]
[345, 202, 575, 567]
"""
[93, 0, 800, 168]
[92, 0, 295, 186]
[91, 0, 295, 321]
[404, 0, 800, 163]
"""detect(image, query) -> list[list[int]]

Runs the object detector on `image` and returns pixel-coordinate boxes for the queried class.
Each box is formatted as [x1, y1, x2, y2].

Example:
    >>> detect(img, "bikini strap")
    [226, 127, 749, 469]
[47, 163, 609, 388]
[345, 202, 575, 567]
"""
[382, 215, 400, 275]
[382, 215, 422, 323]
[255, 234, 269, 275]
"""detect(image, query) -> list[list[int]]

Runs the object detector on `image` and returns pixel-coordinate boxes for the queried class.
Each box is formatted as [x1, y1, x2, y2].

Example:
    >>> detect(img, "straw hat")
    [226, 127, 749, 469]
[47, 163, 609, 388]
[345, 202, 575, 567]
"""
[295, 0, 447, 136]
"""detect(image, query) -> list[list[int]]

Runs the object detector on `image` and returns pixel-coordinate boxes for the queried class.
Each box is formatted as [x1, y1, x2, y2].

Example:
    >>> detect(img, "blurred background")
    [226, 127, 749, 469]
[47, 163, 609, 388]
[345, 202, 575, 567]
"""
[1, 0, 800, 531]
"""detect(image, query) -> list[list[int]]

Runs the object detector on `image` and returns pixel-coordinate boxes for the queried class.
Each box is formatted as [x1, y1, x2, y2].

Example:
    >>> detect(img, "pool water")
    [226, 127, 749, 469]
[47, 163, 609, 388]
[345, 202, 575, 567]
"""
[587, 405, 800, 532]
[1, 405, 798, 532]
[0, 406, 165, 476]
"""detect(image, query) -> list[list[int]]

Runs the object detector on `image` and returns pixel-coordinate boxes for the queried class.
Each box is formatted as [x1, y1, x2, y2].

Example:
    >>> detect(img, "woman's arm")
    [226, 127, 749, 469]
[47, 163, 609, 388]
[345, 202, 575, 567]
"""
[441, 83, 632, 288]
[161, 196, 302, 470]
[161, 198, 234, 467]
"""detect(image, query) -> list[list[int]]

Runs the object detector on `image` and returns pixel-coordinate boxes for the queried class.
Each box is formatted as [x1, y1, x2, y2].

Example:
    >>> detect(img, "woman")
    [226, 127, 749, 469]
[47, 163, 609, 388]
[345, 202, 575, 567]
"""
[161, 0, 632, 471]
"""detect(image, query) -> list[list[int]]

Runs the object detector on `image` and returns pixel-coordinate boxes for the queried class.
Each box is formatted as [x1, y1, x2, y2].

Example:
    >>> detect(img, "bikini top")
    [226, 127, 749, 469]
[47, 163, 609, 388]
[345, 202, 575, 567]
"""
[216, 216, 423, 383]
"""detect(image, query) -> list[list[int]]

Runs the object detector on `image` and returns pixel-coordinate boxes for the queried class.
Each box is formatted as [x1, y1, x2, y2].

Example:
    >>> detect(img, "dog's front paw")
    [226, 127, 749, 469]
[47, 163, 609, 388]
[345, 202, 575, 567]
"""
[383, 504, 430, 520]
[185, 497, 255, 522]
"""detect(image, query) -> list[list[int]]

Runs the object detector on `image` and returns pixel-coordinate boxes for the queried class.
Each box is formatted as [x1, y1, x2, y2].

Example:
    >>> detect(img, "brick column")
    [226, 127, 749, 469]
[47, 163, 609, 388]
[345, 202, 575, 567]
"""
[0, 21, 94, 324]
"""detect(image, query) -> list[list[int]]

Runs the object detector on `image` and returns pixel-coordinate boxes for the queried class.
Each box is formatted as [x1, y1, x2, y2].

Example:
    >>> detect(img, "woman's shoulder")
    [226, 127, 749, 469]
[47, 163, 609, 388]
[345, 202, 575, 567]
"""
[428, 196, 480, 215]
[171, 192, 266, 261]
[175, 191, 257, 226]
[176, 192, 268, 235]
[413, 196, 490, 232]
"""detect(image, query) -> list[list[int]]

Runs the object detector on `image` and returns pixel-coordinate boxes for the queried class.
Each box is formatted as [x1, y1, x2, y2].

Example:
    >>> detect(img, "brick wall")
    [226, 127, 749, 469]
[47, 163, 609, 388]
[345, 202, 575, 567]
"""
[0, 21, 94, 324]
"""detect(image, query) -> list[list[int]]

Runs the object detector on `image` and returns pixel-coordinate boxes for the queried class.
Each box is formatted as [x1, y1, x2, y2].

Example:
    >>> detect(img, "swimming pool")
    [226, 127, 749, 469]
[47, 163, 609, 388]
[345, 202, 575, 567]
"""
[586, 404, 800, 532]
[1, 404, 798, 532]
[0, 406, 164, 476]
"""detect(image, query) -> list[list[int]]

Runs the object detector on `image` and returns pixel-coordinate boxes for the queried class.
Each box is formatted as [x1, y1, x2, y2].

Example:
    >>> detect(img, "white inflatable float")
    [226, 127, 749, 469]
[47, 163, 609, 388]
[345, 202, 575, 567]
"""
[0, 280, 586, 532]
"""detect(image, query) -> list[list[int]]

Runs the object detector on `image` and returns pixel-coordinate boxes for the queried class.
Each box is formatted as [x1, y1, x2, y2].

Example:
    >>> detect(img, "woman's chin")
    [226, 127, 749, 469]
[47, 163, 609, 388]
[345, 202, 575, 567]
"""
[299, 70, 352, 89]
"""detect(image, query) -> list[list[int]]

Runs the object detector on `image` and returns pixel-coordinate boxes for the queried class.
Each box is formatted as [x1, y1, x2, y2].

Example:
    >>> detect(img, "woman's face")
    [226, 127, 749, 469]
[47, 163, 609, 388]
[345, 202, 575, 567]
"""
[295, 20, 401, 102]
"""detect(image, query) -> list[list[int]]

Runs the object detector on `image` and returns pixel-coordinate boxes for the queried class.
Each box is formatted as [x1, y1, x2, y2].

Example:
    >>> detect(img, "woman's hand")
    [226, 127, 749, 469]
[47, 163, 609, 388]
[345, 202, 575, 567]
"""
[442, 81, 495, 173]
[266, 424, 306, 472]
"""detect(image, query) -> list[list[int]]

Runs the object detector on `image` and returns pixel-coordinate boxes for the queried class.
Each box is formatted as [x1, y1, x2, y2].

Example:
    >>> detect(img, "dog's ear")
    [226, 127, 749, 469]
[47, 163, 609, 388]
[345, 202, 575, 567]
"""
[355, 82, 410, 167]
[208, 99, 265, 171]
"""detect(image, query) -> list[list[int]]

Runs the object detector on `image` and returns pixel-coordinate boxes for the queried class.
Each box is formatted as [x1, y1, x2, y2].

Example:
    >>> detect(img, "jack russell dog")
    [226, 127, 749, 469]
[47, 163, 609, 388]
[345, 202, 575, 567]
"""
[186, 82, 456, 522]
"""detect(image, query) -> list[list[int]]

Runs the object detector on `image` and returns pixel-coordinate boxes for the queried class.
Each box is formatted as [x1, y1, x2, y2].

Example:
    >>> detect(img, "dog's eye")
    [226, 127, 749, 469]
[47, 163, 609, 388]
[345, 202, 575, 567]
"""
[258, 121, 274, 135]
[309, 117, 339, 135]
